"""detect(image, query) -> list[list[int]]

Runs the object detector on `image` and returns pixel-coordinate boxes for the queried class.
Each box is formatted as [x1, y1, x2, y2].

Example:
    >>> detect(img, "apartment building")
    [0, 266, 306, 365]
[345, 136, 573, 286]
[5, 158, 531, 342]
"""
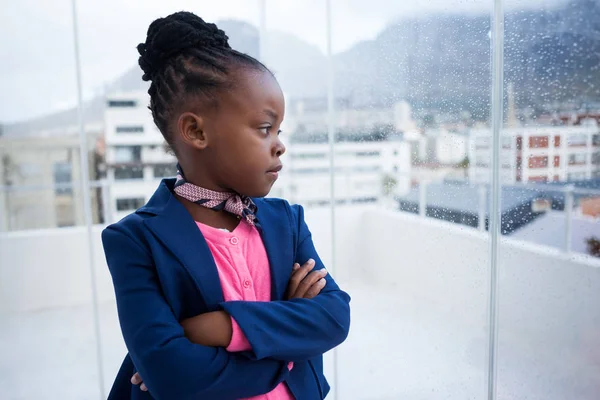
[469, 122, 600, 184]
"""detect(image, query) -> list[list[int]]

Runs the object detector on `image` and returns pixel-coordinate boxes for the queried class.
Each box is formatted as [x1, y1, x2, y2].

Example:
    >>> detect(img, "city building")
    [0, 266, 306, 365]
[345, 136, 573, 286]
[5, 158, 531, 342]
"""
[286, 98, 417, 136]
[0, 126, 103, 232]
[469, 122, 600, 184]
[105, 92, 412, 221]
[273, 141, 411, 207]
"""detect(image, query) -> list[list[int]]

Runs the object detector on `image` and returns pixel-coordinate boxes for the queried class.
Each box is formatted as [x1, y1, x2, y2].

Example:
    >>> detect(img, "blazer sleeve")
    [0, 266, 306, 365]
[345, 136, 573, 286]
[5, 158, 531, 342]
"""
[220, 204, 351, 362]
[102, 225, 290, 400]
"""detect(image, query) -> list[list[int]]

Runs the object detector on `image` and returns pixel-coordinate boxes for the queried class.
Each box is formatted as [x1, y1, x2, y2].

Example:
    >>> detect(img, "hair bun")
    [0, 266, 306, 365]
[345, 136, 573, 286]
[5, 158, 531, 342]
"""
[138, 11, 231, 82]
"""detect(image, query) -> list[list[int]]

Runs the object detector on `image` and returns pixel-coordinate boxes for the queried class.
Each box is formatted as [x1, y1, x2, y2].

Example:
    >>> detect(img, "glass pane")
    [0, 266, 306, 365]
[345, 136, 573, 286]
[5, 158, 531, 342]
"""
[498, 1, 600, 398]
[77, 1, 266, 397]
[266, 0, 495, 398]
[0, 2, 110, 399]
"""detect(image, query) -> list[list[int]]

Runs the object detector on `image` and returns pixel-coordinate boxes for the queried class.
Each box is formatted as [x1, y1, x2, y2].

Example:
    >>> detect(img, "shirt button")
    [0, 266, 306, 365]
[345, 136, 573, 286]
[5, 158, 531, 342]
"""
[243, 280, 251, 289]
[230, 237, 239, 245]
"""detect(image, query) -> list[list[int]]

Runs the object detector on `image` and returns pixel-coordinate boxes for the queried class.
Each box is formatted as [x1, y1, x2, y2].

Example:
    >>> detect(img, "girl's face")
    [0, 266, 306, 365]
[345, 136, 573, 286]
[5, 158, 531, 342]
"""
[179, 68, 286, 198]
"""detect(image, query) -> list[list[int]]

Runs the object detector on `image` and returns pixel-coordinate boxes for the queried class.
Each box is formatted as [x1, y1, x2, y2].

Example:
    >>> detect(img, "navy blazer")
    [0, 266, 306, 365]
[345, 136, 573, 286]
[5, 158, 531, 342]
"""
[102, 179, 351, 400]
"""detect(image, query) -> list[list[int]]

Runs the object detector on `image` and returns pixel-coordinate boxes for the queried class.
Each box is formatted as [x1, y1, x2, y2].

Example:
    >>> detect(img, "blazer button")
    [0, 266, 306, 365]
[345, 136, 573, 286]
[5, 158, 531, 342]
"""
[243, 280, 251, 289]
[230, 237, 239, 245]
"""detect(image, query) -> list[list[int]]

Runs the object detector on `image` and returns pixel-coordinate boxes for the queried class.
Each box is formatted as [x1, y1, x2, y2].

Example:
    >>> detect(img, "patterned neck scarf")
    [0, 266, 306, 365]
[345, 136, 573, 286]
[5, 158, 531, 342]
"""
[173, 164, 261, 231]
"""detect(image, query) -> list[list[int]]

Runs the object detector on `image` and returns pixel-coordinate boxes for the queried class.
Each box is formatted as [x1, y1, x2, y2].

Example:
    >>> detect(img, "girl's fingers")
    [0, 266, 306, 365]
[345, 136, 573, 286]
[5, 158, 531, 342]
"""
[287, 259, 315, 298]
[131, 373, 141, 385]
[295, 268, 327, 298]
[140, 383, 148, 392]
[304, 278, 327, 299]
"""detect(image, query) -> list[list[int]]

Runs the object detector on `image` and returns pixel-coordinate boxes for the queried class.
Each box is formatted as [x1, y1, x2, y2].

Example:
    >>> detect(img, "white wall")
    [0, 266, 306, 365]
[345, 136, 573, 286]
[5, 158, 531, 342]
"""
[0, 205, 371, 314]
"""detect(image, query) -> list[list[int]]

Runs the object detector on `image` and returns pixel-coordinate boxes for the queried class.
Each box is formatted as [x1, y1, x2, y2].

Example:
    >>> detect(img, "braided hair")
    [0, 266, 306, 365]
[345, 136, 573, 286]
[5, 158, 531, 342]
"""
[137, 11, 270, 149]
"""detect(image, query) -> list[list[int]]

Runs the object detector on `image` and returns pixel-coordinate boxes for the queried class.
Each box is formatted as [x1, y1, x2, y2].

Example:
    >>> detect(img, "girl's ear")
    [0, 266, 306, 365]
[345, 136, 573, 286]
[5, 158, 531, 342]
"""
[177, 112, 207, 150]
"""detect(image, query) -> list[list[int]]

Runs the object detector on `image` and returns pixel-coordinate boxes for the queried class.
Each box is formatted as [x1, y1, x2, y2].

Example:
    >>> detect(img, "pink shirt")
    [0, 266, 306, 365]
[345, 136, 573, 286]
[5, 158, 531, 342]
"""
[196, 221, 295, 400]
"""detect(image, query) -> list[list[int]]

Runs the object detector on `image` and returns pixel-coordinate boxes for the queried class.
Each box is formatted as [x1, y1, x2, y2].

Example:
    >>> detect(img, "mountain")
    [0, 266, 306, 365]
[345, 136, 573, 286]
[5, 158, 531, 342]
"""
[333, 0, 600, 118]
[4, 0, 599, 136]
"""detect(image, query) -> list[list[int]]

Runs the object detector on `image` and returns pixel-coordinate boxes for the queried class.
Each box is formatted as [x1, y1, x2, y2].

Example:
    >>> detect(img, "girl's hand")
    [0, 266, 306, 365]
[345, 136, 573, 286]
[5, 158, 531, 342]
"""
[286, 259, 328, 300]
[131, 372, 147, 392]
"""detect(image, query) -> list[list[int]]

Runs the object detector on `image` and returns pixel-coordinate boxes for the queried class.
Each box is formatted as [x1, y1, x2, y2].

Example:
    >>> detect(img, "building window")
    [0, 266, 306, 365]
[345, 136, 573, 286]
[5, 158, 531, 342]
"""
[356, 151, 380, 157]
[554, 135, 561, 147]
[593, 134, 600, 147]
[567, 172, 586, 181]
[528, 136, 549, 149]
[528, 176, 548, 183]
[568, 134, 587, 147]
[116, 197, 145, 211]
[153, 164, 176, 178]
[53, 162, 72, 195]
[114, 166, 143, 180]
[516, 136, 523, 150]
[568, 153, 587, 165]
[553, 156, 560, 167]
[108, 100, 137, 107]
[593, 152, 600, 165]
[116, 126, 144, 134]
[114, 146, 142, 163]
[290, 153, 327, 160]
[528, 156, 548, 168]
[553, 175, 560, 182]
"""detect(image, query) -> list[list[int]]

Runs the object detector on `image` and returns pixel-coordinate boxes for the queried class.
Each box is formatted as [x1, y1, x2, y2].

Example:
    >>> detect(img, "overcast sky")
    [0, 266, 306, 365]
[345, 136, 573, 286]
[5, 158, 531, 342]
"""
[0, 0, 564, 124]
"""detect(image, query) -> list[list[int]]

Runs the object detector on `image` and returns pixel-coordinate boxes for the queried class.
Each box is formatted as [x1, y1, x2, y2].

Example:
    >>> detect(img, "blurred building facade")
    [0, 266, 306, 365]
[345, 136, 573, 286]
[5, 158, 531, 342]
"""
[469, 121, 600, 184]
[0, 126, 103, 232]
[105, 92, 412, 221]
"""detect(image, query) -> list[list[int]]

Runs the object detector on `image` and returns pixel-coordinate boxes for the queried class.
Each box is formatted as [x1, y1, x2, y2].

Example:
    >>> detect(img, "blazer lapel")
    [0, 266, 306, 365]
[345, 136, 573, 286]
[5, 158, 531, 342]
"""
[255, 199, 291, 301]
[144, 190, 224, 310]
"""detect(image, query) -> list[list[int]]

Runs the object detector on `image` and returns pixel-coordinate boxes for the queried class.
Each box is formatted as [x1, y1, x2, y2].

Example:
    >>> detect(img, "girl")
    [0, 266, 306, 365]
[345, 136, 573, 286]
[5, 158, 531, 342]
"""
[102, 11, 351, 400]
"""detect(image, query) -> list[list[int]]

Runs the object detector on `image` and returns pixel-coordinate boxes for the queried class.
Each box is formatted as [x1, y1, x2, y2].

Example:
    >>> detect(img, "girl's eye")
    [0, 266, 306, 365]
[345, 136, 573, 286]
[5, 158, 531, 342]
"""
[259, 126, 282, 136]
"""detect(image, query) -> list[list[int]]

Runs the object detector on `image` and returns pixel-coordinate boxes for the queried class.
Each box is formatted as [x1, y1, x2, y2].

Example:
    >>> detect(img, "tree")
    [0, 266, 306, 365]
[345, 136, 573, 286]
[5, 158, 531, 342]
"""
[456, 156, 470, 169]
[382, 174, 398, 197]
[586, 237, 600, 258]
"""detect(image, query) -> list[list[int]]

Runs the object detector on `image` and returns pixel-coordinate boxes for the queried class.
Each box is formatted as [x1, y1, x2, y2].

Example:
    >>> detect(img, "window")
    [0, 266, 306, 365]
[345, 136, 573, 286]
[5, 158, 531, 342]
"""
[569, 153, 587, 165]
[356, 151, 380, 157]
[107, 100, 137, 107]
[568, 134, 587, 147]
[290, 153, 327, 160]
[554, 135, 561, 147]
[113, 146, 141, 163]
[475, 137, 490, 149]
[567, 172, 586, 181]
[528, 156, 548, 168]
[153, 164, 176, 178]
[116, 197, 145, 211]
[7, 2, 600, 400]
[53, 162, 72, 195]
[593, 152, 600, 165]
[115, 126, 144, 133]
[114, 166, 143, 180]
[528, 136, 549, 148]
[528, 176, 548, 183]
[593, 134, 600, 147]
[553, 156, 560, 167]
[19, 163, 42, 179]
